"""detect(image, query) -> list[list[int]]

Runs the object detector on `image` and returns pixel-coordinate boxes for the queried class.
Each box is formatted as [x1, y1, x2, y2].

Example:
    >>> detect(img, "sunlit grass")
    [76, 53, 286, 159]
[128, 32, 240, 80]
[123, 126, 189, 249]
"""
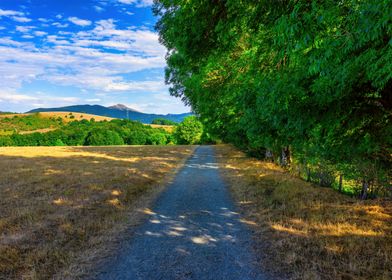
[215, 145, 392, 280]
[0, 145, 194, 279]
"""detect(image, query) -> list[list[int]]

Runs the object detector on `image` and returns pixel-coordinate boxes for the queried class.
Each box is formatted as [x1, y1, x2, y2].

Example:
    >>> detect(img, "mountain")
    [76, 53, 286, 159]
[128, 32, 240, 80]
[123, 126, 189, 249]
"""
[108, 104, 140, 112]
[27, 104, 192, 124]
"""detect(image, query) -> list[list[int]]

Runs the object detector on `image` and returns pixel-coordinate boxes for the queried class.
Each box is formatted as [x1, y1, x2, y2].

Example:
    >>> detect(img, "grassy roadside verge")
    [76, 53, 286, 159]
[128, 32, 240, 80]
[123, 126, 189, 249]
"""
[215, 145, 391, 280]
[0, 146, 195, 279]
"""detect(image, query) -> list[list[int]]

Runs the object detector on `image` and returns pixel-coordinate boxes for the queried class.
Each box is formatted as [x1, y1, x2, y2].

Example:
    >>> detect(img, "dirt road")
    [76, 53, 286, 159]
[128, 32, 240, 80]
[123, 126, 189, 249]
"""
[96, 146, 267, 280]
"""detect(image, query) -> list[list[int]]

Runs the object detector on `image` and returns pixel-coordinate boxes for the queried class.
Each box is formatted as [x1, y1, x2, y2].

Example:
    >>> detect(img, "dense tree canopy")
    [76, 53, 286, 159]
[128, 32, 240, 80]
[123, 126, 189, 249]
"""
[0, 114, 210, 147]
[154, 0, 392, 197]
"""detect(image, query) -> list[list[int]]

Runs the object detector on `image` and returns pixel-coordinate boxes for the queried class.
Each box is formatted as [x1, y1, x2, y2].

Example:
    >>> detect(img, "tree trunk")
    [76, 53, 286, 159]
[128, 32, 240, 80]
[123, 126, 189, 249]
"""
[280, 146, 291, 167]
[265, 149, 273, 162]
[360, 179, 369, 200]
[285, 146, 291, 166]
[306, 167, 311, 182]
[338, 174, 343, 193]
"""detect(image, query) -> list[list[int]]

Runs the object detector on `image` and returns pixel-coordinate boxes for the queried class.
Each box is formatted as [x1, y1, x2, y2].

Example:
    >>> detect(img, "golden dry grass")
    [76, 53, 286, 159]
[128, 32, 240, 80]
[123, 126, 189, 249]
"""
[0, 112, 115, 123]
[148, 124, 175, 132]
[19, 128, 58, 134]
[215, 145, 392, 280]
[0, 145, 195, 279]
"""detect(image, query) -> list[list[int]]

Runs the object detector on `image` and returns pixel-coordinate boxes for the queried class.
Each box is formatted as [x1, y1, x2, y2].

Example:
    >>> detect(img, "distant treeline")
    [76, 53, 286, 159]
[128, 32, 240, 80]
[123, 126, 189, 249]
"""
[151, 118, 178, 126]
[0, 114, 212, 146]
[154, 0, 391, 198]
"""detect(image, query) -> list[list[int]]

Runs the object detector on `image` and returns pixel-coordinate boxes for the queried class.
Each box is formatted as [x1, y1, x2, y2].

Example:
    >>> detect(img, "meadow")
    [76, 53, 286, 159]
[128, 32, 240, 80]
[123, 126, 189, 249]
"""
[216, 145, 392, 280]
[0, 145, 194, 279]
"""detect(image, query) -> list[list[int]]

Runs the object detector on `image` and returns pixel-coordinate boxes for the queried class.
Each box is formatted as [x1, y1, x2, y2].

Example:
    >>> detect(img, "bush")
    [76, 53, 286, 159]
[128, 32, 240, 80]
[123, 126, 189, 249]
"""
[147, 132, 167, 145]
[54, 139, 66, 146]
[174, 116, 203, 144]
[125, 131, 148, 145]
[0, 136, 13, 146]
[84, 129, 124, 146]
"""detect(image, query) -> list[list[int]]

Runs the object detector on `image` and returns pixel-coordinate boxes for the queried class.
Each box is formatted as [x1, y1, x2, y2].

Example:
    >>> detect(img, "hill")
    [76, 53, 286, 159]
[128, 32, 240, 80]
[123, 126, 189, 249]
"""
[27, 104, 192, 124]
[0, 112, 114, 122]
[0, 112, 174, 135]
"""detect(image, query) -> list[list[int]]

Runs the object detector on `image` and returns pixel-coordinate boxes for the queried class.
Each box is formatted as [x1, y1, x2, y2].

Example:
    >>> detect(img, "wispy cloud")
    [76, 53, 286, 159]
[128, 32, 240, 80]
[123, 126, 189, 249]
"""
[0, 19, 166, 93]
[94, 5, 105, 12]
[15, 25, 35, 33]
[0, 9, 24, 17]
[11, 16, 31, 23]
[0, 8, 31, 22]
[0, 90, 80, 105]
[34, 31, 47, 37]
[52, 22, 69, 28]
[0, 2, 189, 113]
[117, 0, 153, 7]
[68, 17, 92, 26]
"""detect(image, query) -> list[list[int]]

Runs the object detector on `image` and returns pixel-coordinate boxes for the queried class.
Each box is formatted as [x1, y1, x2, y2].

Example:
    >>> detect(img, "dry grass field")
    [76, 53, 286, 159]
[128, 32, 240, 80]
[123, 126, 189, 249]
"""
[215, 145, 392, 280]
[0, 112, 115, 123]
[0, 112, 175, 132]
[0, 145, 194, 279]
[148, 124, 175, 132]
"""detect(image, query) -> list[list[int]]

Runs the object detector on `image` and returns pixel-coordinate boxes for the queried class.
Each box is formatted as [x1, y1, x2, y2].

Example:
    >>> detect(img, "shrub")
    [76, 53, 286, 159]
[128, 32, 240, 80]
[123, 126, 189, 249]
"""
[174, 116, 203, 144]
[84, 129, 124, 146]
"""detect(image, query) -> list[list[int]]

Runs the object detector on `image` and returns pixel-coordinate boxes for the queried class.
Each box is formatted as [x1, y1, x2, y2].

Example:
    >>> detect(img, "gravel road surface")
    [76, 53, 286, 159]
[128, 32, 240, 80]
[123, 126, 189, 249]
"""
[96, 146, 267, 280]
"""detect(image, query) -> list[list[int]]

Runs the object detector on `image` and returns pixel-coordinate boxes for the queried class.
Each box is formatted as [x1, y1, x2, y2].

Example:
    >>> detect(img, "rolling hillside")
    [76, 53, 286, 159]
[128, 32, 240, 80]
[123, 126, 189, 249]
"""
[27, 104, 192, 124]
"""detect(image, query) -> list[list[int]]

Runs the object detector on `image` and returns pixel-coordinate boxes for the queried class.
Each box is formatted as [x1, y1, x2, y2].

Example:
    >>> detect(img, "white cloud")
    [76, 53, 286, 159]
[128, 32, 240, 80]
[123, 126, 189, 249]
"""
[34, 31, 47, 37]
[68, 17, 92, 27]
[0, 9, 32, 22]
[0, 90, 79, 105]
[125, 94, 188, 114]
[0, 93, 38, 103]
[0, 15, 186, 113]
[94, 5, 105, 12]
[86, 98, 101, 102]
[104, 80, 167, 92]
[16, 26, 35, 33]
[11, 16, 31, 23]
[0, 38, 24, 47]
[117, 0, 153, 7]
[0, 9, 24, 17]
[117, 0, 136, 4]
[52, 22, 69, 28]
[38, 18, 51, 23]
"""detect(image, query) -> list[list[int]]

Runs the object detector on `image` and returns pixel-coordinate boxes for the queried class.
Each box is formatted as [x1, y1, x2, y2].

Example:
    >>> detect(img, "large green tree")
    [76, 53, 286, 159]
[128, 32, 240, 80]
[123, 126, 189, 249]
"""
[154, 0, 392, 197]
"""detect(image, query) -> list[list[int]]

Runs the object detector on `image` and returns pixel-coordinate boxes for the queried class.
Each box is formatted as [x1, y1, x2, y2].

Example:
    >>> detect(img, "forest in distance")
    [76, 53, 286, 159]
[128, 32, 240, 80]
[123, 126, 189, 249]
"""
[153, 0, 392, 199]
[0, 113, 209, 147]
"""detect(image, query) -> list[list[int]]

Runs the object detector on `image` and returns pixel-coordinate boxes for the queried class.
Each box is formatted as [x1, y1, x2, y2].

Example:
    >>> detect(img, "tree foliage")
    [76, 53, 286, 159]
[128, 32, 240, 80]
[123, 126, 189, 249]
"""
[174, 116, 203, 144]
[151, 118, 178, 125]
[154, 0, 392, 197]
[0, 117, 174, 147]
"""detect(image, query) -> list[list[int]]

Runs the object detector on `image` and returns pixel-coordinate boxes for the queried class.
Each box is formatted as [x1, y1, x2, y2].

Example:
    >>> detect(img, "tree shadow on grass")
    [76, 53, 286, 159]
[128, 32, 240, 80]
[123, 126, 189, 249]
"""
[221, 161, 392, 280]
[0, 147, 191, 279]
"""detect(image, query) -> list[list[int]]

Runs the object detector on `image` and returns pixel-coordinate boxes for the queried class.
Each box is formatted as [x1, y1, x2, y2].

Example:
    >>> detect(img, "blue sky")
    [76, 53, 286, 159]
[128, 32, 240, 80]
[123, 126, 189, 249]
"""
[0, 0, 189, 114]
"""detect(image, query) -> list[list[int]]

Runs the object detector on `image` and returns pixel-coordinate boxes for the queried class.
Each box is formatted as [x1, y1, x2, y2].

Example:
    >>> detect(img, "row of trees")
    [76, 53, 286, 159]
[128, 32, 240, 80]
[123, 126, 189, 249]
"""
[154, 0, 391, 198]
[0, 116, 207, 146]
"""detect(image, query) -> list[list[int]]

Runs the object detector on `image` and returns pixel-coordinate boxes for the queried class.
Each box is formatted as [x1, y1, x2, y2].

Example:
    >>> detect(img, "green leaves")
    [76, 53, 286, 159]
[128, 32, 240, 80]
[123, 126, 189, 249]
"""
[174, 116, 203, 145]
[155, 0, 392, 192]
